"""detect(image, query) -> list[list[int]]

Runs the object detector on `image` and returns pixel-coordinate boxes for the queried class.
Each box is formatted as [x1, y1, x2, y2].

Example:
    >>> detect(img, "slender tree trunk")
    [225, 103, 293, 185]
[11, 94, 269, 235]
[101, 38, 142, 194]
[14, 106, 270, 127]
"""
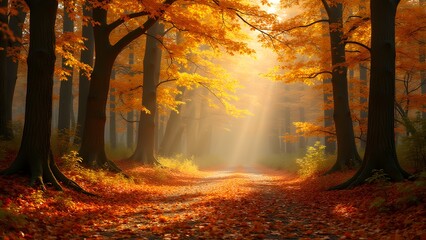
[323, 2, 361, 173]
[58, 5, 75, 144]
[0, 0, 10, 139]
[299, 106, 306, 150]
[109, 71, 117, 149]
[126, 50, 135, 149]
[420, 0, 426, 119]
[159, 86, 185, 156]
[75, 0, 94, 144]
[323, 78, 336, 154]
[332, 0, 410, 189]
[128, 22, 164, 165]
[359, 64, 368, 150]
[4, 3, 27, 140]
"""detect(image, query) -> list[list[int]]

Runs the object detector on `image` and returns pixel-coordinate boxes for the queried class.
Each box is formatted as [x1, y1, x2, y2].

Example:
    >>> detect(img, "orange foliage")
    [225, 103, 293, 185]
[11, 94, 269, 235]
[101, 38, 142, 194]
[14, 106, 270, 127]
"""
[0, 154, 425, 239]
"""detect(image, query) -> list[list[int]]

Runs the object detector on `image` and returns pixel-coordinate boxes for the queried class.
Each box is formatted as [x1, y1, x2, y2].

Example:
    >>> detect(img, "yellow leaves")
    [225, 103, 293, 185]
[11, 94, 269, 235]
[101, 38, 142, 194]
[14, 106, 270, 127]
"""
[55, 32, 92, 81]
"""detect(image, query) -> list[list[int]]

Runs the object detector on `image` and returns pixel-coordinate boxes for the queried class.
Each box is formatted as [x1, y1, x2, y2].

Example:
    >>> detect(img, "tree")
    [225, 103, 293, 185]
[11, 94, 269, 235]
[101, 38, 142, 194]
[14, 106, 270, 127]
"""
[321, 0, 361, 173]
[4, 0, 27, 140]
[128, 21, 164, 165]
[57, 4, 75, 141]
[78, 0, 175, 170]
[1, 0, 88, 193]
[332, 0, 411, 189]
[75, 0, 94, 144]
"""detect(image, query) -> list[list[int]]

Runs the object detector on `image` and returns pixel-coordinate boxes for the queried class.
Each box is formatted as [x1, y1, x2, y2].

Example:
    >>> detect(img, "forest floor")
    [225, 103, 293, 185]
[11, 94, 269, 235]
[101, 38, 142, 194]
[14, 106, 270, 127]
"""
[0, 155, 425, 239]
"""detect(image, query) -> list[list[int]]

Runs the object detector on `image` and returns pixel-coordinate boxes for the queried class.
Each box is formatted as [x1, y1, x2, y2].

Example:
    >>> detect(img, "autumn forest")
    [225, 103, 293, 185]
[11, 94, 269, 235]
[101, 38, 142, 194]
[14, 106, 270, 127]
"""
[0, 0, 425, 239]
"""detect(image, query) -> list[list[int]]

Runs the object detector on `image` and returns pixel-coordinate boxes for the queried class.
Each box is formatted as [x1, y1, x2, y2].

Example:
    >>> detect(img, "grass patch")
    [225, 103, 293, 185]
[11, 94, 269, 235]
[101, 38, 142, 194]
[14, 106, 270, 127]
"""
[158, 155, 198, 174]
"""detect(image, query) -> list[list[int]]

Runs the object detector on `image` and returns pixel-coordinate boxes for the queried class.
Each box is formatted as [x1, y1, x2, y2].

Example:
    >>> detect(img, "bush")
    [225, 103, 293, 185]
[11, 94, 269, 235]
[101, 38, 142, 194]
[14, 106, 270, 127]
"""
[296, 141, 326, 178]
[158, 155, 198, 174]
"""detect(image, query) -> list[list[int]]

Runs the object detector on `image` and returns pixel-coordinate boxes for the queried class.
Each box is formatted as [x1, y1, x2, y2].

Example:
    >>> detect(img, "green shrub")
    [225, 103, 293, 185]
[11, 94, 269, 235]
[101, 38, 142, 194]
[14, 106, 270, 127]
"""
[296, 141, 326, 178]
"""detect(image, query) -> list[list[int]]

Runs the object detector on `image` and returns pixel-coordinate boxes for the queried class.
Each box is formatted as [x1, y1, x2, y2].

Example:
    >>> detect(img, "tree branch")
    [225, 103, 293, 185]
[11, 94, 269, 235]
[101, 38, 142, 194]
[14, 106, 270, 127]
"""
[107, 11, 150, 34]
[344, 41, 371, 52]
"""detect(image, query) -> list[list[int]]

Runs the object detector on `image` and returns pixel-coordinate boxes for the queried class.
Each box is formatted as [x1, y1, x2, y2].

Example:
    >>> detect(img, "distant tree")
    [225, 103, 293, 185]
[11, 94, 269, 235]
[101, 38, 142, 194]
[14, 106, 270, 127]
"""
[75, 0, 94, 144]
[57, 4, 75, 140]
[0, 0, 9, 139]
[4, 0, 27, 140]
[332, 0, 411, 189]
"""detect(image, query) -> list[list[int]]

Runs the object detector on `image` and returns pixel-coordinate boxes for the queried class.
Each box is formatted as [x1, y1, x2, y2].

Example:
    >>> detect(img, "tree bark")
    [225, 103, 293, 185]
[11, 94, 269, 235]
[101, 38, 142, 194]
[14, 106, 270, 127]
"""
[1, 0, 90, 194]
[332, 0, 410, 189]
[322, 2, 361, 173]
[75, 0, 94, 144]
[58, 5, 75, 138]
[128, 22, 164, 165]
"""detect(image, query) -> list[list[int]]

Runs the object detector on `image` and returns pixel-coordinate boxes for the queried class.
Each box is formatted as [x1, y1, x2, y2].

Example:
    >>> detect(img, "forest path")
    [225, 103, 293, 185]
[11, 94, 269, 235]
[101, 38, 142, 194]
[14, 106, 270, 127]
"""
[85, 166, 345, 239]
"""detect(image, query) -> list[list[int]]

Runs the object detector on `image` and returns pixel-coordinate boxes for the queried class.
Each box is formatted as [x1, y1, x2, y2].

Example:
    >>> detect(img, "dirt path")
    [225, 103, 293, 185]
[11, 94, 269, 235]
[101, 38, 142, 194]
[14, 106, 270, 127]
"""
[82, 167, 343, 239]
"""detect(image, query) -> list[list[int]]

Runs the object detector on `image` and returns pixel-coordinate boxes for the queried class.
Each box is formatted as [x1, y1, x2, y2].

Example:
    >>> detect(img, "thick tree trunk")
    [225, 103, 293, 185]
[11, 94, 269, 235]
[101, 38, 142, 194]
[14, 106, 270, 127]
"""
[128, 22, 164, 165]
[79, 7, 120, 170]
[1, 0, 90, 194]
[75, 0, 94, 144]
[323, 78, 336, 154]
[332, 0, 410, 189]
[0, 0, 10, 139]
[79, 46, 117, 169]
[58, 6, 74, 135]
[4, 4, 27, 141]
[159, 87, 185, 156]
[323, 3, 361, 173]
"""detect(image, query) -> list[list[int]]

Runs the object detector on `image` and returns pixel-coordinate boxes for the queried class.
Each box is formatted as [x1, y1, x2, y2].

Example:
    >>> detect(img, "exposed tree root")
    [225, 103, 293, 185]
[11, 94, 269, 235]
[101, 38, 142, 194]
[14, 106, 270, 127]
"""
[1, 151, 97, 196]
[329, 161, 412, 190]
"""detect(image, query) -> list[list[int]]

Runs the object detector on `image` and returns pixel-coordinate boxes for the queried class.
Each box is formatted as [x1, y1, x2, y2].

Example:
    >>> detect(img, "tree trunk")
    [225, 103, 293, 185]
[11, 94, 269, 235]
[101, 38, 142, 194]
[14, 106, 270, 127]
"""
[420, 0, 426, 119]
[75, 0, 94, 144]
[1, 0, 89, 194]
[323, 78, 336, 154]
[0, 0, 10, 139]
[126, 50, 135, 149]
[128, 22, 164, 165]
[359, 64, 368, 150]
[323, 3, 361, 174]
[298, 106, 306, 150]
[57, 5, 75, 144]
[159, 87, 185, 156]
[109, 71, 117, 149]
[332, 0, 410, 189]
[4, 3, 27, 140]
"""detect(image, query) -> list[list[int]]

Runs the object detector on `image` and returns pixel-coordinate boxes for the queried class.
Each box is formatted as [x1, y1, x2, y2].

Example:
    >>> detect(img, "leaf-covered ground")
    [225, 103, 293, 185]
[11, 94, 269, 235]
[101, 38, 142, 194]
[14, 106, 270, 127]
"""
[0, 156, 425, 239]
